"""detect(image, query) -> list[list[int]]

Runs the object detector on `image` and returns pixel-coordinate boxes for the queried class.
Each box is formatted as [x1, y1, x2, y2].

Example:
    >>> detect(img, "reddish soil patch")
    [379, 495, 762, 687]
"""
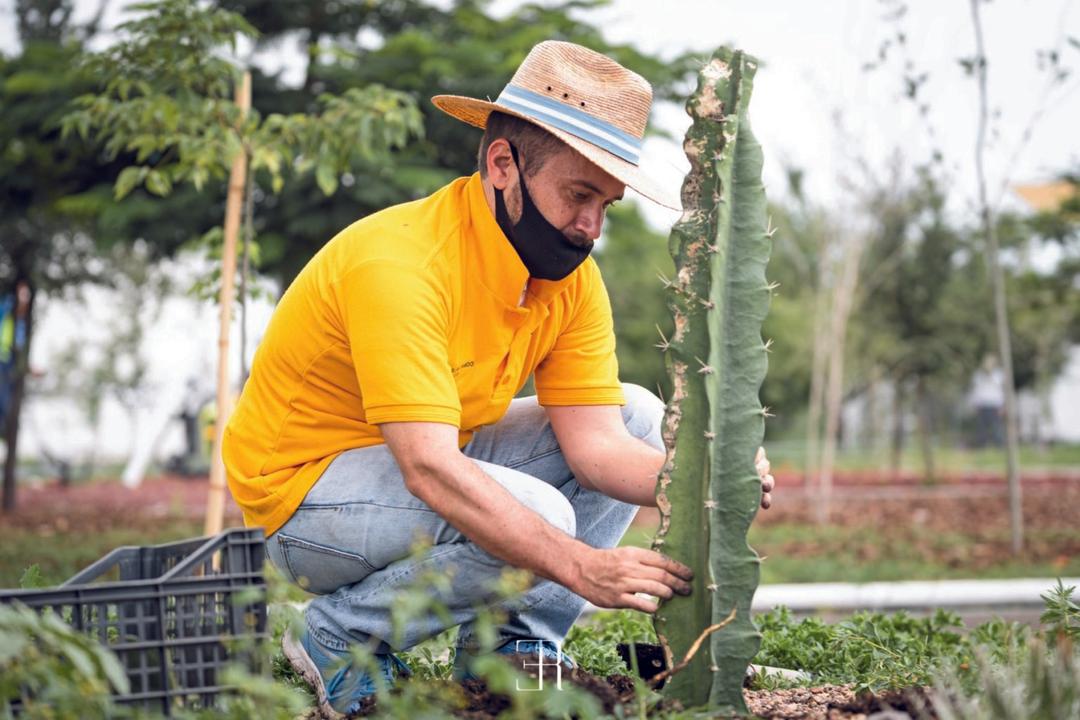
[634, 478, 1080, 575]
[7, 474, 243, 531]
[760, 481, 1080, 574]
[8, 472, 1077, 577]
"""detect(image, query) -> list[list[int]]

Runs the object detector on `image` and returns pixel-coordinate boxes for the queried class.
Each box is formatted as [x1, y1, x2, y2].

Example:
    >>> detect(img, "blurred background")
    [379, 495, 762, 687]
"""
[0, 0, 1077, 595]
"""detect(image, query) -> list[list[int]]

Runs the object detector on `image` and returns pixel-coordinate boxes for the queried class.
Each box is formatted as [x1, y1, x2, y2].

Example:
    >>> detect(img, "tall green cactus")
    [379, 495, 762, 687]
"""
[652, 47, 771, 713]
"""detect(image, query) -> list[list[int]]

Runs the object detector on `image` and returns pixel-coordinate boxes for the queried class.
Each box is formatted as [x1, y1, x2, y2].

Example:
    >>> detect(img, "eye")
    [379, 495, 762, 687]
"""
[570, 190, 590, 202]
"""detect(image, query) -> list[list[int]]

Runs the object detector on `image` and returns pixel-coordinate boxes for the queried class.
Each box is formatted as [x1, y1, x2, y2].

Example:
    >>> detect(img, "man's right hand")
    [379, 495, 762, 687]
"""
[568, 546, 694, 613]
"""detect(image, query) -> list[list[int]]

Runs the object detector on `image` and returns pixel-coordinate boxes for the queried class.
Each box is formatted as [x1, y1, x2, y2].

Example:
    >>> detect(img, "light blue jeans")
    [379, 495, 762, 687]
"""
[266, 383, 664, 655]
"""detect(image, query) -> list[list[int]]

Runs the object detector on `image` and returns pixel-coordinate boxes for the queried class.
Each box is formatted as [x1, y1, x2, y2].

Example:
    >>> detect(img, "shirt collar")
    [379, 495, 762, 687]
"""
[462, 173, 577, 308]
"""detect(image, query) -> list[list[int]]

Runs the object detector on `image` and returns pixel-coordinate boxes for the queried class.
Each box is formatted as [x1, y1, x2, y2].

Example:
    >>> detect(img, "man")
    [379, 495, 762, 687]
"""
[224, 41, 775, 717]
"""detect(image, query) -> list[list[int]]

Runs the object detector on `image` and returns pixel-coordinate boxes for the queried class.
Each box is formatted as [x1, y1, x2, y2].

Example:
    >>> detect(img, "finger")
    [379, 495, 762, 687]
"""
[635, 565, 686, 595]
[762, 474, 775, 493]
[631, 579, 678, 600]
[761, 492, 772, 509]
[639, 566, 693, 595]
[621, 593, 660, 614]
[639, 551, 694, 581]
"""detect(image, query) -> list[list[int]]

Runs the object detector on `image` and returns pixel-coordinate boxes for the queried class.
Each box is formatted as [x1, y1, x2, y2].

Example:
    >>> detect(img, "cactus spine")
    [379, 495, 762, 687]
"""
[653, 47, 770, 713]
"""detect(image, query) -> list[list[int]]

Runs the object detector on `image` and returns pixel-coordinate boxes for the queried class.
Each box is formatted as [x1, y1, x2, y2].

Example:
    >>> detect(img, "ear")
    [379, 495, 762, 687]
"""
[486, 138, 517, 191]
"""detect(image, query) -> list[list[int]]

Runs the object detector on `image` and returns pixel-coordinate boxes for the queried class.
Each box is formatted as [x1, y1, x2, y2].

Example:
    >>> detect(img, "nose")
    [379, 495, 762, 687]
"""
[573, 203, 605, 242]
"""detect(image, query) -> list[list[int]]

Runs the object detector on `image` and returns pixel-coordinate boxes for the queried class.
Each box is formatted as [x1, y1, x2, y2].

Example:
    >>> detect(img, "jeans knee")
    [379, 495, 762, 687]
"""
[531, 484, 577, 537]
[620, 382, 665, 451]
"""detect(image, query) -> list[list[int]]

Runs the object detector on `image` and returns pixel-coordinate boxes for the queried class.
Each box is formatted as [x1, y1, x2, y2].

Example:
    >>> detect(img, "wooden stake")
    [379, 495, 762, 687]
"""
[204, 71, 250, 538]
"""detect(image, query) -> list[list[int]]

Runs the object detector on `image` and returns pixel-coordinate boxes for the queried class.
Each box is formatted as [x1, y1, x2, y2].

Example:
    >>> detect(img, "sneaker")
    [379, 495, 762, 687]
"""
[282, 626, 411, 718]
[453, 638, 575, 682]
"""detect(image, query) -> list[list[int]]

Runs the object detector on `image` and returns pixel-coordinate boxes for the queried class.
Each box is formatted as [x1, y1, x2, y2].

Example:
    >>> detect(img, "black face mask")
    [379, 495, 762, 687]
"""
[494, 143, 593, 281]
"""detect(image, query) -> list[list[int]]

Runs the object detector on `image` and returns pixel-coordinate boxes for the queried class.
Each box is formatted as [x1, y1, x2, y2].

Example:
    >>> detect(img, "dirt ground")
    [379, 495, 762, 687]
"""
[8, 469, 1078, 530]
[347, 665, 938, 719]
[7, 470, 1078, 579]
[6, 474, 245, 532]
[635, 471, 1080, 576]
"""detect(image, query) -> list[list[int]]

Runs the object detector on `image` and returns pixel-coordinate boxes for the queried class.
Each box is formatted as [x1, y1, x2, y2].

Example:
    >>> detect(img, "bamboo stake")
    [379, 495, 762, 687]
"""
[204, 71, 251, 538]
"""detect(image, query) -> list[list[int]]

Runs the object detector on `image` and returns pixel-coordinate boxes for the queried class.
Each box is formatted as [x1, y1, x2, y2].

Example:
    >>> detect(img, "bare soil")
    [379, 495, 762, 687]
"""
[344, 667, 937, 719]
[634, 473, 1080, 576]
[7, 474, 244, 531]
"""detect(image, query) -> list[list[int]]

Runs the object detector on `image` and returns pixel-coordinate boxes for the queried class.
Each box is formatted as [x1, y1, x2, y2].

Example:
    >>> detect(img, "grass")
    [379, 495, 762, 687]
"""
[762, 439, 1080, 475]
[0, 516, 206, 588]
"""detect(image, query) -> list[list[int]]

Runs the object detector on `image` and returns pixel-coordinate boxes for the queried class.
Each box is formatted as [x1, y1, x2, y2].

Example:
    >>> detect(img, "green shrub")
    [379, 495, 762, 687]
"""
[0, 603, 128, 719]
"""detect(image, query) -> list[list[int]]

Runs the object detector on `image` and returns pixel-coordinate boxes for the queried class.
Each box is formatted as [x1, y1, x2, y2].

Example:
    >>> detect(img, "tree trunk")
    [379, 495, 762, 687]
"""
[970, 0, 1023, 553]
[915, 375, 935, 483]
[2, 281, 35, 513]
[817, 231, 863, 525]
[805, 252, 831, 488]
[890, 378, 905, 481]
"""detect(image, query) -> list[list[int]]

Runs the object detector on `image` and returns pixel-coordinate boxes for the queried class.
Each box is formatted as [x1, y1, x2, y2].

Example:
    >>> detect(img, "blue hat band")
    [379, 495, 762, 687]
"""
[495, 85, 643, 165]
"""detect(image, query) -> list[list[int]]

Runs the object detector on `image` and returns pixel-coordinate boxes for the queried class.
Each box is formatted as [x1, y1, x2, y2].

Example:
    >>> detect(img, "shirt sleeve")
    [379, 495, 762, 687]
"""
[334, 260, 461, 426]
[534, 261, 625, 407]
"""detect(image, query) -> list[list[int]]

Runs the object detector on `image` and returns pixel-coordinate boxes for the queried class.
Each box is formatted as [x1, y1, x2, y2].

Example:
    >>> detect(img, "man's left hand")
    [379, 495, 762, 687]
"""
[756, 446, 775, 510]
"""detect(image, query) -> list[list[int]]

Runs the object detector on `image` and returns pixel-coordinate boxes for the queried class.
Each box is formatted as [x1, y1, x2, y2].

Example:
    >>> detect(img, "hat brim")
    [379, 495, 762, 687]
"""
[432, 94, 681, 211]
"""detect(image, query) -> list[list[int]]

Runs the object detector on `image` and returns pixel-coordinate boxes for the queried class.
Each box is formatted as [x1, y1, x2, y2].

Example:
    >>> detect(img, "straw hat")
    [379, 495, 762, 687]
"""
[432, 40, 680, 210]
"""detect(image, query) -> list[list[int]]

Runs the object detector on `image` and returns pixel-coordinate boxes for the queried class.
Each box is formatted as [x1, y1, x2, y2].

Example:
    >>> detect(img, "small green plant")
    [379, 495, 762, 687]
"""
[17, 564, 47, 590]
[1040, 579, 1079, 642]
[565, 609, 658, 677]
[754, 606, 985, 693]
[930, 639, 1080, 720]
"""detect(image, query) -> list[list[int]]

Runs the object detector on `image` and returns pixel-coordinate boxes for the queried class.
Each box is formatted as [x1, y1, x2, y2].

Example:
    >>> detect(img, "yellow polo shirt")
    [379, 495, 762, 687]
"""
[224, 173, 625, 534]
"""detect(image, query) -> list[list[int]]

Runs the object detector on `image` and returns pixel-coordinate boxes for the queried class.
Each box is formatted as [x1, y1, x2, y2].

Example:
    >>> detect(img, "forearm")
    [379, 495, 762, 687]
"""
[405, 452, 589, 587]
[575, 435, 664, 507]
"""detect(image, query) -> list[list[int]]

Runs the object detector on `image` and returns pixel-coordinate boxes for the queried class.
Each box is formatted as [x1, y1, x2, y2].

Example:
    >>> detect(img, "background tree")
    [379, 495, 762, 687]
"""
[852, 166, 987, 480]
[62, 0, 424, 531]
[0, 1, 188, 511]
[593, 204, 675, 400]
[211, 0, 697, 286]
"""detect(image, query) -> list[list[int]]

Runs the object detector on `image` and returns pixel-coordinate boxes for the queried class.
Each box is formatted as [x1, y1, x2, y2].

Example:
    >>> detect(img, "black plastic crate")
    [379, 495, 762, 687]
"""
[0, 527, 268, 716]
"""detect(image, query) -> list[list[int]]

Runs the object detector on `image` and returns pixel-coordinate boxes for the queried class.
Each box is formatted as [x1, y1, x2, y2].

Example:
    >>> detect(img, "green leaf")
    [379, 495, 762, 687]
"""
[145, 169, 173, 196]
[114, 166, 147, 200]
[95, 645, 131, 694]
[315, 161, 338, 196]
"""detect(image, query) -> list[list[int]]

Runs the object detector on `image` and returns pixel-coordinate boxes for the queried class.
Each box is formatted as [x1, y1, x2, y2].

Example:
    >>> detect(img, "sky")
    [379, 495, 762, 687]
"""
[587, 0, 1080, 228]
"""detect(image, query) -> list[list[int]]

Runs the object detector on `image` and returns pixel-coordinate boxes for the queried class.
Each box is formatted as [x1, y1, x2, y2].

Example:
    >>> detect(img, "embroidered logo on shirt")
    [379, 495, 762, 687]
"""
[451, 360, 475, 376]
